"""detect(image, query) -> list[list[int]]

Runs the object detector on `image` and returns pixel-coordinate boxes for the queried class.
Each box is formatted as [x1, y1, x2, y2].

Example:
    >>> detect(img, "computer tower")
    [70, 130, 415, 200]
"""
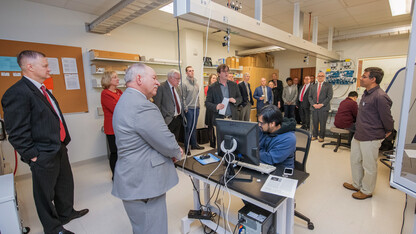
[238, 204, 275, 234]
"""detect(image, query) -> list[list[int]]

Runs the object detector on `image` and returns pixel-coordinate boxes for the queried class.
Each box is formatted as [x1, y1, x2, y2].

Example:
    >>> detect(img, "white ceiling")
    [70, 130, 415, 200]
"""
[26, 0, 412, 48]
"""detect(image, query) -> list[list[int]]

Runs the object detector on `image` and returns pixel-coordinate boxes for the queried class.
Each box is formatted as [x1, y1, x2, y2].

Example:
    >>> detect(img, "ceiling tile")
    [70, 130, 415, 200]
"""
[301, 0, 345, 16]
[26, 0, 68, 8]
[340, 0, 378, 7]
[64, 0, 102, 14]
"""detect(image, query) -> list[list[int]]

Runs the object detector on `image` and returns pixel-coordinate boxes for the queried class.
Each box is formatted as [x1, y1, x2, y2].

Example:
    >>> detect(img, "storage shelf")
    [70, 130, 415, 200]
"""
[92, 72, 167, 76]
[204, 66, 243, 71]
[90, 57, 180, 66]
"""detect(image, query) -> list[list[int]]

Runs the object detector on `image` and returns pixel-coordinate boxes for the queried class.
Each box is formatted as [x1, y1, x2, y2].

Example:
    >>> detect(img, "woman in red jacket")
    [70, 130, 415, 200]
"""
[101, 71, 123, 180]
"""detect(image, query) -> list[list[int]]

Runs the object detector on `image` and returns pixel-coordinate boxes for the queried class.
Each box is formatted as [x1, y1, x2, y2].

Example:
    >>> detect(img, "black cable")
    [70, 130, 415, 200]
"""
[400, 194, 407, 234]
[188, 175, 203, 209]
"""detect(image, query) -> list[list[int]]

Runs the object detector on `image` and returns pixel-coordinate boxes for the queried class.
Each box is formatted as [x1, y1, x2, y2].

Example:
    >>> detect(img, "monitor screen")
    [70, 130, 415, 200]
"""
[216, 119, 260, 166]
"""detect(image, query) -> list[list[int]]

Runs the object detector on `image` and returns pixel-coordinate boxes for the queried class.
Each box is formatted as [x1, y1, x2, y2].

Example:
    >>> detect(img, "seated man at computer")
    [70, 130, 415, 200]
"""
[334, 91, 358, 143]
[258, 105, 296, 169]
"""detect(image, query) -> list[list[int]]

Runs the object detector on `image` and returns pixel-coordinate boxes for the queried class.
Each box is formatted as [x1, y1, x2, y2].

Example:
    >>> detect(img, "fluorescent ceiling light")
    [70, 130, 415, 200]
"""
[237, 46, 286, 56]
[159, 3, 173, 14]
[389, 0, 411, 16]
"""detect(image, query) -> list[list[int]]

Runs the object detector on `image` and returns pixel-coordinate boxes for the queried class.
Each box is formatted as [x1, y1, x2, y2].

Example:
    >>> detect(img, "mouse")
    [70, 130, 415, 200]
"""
[200, 155, 210, 160]
[256, 179, 261, 182]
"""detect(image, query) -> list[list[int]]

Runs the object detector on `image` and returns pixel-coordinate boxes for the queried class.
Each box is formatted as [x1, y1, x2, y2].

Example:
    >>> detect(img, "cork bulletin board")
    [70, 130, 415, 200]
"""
[0, 39, 88, 117]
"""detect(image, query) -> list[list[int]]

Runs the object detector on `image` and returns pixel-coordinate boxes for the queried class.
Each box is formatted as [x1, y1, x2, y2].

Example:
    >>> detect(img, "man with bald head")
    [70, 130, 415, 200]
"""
[308, 72, 333, 142]
[254, 77, 273, 116]
[112, 63, 183, 233]
[2, 50, 88, 234]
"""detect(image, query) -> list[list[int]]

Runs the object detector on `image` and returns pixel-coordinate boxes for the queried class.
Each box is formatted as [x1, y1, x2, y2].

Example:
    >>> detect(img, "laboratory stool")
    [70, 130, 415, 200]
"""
[322, 127, 351, 152]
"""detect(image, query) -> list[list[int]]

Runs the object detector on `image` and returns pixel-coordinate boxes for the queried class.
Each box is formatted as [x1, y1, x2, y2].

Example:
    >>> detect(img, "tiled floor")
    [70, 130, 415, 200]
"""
[14, 137, 413, 234]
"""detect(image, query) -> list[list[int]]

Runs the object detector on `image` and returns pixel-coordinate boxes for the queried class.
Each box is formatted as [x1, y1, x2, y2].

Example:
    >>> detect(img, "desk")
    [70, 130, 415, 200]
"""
[175, 150, 309, 234]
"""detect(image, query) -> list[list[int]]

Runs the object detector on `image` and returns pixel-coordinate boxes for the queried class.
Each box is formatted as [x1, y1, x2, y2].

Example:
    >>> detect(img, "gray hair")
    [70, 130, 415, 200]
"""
[167, 69, 180, 79]
[124, 63, 147, 84]
[17, 50, 45, 67]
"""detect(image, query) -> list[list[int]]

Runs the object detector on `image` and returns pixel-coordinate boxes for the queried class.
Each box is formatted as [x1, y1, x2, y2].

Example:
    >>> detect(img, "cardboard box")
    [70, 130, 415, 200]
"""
[90, 49, 140, 61]
[226, 57, 236, 68]
[239, 56, 256, 67]
[254, 53, 274, 68]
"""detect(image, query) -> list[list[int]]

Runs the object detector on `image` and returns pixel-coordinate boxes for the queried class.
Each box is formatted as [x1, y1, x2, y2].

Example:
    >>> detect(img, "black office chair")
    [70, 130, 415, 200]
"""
[294, 128, 314, 230]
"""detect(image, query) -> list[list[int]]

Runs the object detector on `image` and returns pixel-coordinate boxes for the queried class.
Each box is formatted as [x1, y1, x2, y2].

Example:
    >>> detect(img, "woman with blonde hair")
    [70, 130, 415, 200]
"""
[101, 71, 123, 180]
[204, 74, 217, 148]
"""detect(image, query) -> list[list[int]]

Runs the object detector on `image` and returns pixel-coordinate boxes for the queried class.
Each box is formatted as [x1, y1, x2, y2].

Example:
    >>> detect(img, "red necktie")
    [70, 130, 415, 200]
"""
[317, 83, 322, 103]
[172, 87, 180, 114]
[300, 85, 306, 102]
[41, 86, 66, 142]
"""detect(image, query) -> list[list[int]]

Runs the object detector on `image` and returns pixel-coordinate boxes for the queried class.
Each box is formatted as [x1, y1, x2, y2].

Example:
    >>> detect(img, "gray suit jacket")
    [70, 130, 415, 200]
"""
[308, 82, 333, 111]
[112, 88, 181, 200]
[153, 81, 183, 125]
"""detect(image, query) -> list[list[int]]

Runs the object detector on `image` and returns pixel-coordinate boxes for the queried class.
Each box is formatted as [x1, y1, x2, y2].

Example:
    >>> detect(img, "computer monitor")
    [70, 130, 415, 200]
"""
[216, 119, 260, 166]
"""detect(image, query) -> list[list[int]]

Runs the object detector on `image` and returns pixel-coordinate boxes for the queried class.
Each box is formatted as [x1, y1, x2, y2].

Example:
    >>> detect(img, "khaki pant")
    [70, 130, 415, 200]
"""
[350, 138, 382, 195]
[239, 103, 252, 121]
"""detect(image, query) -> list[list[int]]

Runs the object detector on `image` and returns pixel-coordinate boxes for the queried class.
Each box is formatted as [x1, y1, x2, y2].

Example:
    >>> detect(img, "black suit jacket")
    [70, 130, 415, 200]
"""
[297, 84, 311, 108]
[237, 81, 253, 107]
[1, 77, 70, 165]
[205, 80, 242, 121]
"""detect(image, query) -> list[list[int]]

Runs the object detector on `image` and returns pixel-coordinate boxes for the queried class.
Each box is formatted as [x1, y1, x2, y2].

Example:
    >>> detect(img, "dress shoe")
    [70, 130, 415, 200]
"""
[311, 137, 317, 141]
[343, 182, 360, 192]
[58, 228, 74, 234]
[318, 138, 324, 142]
[191, 145, 205, 150]
[352, 191, 372, 200]
[186, 150, 191, 156]
[61, 209, 89, 225]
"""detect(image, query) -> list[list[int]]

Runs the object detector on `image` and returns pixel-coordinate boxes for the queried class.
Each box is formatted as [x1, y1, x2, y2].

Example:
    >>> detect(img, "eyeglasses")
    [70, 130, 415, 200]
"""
[258, 121, 267, 126]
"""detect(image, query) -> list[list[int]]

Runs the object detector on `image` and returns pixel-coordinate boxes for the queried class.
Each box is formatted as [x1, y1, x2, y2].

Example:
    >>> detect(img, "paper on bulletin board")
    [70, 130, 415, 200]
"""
[47, 58, 60, 75]
[44, 78, 54, 90]
[61, 57, 78, 74]
[0, 56, 21, 71]
[64, 74, 80, 90]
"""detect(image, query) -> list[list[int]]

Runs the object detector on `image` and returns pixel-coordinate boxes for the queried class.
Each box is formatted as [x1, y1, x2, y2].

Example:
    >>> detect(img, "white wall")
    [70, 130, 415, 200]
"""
[271, 50, 317, 83]
[0, 0, 183, 176]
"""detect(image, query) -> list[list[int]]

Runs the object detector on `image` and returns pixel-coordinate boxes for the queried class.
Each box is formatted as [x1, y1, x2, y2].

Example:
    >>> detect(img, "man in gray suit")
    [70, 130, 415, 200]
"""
[308, 71, 333, 142]
[153, 69, 183, 141]
[112, 63, 183, 234]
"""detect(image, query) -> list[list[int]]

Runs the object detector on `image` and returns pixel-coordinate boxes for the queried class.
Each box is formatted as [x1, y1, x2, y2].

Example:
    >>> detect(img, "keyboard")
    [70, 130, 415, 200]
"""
[232, 160, 276, 174]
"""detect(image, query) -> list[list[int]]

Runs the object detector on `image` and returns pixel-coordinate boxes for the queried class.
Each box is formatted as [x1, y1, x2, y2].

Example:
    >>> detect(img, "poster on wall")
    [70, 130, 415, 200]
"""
[61, 57, 78, 74]
[47, 57, 60, 75]
[64, 74, 80, 90]
[0, 56, 20, 71]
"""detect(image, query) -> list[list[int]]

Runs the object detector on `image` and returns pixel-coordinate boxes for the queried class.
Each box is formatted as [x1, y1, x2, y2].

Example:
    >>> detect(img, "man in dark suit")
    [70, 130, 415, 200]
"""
[293, 77, 302, 123]
[238, 72, 254, 121]
[298, 75, 312, 130]
[271, 73, 284, 111]
[153, 69, 183, 141]
[253, 77, 273, 116]
[205, 64, 242, 123]
[308, 71, 334, 142]
[1, 50, 88, 234]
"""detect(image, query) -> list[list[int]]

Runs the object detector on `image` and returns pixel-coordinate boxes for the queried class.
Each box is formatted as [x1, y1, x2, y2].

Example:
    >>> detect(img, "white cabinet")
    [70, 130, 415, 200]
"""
[0, 173, 21, 234]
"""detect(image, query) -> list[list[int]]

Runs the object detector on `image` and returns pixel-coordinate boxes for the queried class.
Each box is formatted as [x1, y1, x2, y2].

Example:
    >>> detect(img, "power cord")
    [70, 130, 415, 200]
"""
[400, 193, 407, 234]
